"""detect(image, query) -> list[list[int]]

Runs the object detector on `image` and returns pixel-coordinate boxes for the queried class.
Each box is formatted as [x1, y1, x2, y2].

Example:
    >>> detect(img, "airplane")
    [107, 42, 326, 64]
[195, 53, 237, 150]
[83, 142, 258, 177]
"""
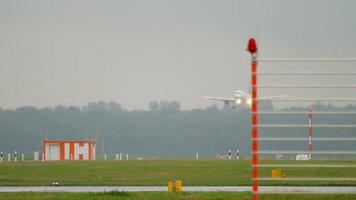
[203, 90, 287, 108]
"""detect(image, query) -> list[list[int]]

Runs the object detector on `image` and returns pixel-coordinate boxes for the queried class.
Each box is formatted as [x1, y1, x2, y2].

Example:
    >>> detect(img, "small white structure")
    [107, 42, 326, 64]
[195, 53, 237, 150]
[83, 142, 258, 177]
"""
[34, 151, 39, 161]
[296, 154, 310, 161]
[14, 151, 17, 162]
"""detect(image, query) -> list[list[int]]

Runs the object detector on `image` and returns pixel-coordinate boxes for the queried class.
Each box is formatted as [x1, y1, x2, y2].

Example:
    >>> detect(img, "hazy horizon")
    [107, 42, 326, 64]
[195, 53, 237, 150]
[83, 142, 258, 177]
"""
[1, 0, 356, 110]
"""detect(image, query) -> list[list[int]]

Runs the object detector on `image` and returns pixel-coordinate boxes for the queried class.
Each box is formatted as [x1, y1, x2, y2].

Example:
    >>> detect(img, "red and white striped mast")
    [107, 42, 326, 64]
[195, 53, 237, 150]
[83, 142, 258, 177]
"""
[248, 38, 259, 200]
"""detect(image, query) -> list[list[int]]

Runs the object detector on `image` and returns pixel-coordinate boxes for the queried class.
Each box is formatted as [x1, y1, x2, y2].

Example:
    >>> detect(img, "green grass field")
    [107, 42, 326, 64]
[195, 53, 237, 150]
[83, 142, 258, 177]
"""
[0, 159, 356, 186]
[1, 192, 356, 200]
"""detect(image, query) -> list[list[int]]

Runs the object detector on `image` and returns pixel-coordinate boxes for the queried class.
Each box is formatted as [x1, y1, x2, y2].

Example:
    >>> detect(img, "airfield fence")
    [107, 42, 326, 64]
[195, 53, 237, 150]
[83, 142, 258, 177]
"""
[250, 55, 356, 200]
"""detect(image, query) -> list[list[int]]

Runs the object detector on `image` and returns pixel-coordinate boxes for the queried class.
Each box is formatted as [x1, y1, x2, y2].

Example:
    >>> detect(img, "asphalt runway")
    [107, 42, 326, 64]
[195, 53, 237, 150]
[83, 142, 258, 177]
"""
[1, 186, 356, 194]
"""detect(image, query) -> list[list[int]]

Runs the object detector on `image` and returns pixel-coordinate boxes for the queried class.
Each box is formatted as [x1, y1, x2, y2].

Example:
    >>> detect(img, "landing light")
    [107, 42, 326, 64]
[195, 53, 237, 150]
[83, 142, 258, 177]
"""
[236, 99, 242, 105]
[246, 98, 252, 107]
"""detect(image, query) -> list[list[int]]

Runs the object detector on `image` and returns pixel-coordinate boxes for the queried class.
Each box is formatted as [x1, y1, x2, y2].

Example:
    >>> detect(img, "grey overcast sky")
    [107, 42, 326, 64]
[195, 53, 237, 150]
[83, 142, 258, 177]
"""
[1, 0, 356, 110]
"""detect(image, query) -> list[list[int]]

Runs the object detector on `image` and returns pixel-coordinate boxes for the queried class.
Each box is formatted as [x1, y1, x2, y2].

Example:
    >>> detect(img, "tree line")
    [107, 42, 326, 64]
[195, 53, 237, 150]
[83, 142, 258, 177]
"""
[0, 101, 355, 157]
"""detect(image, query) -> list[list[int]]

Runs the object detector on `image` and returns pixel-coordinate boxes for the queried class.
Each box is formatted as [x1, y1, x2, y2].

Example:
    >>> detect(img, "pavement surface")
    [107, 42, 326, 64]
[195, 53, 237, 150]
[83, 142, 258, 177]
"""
[0, 186, 356, 194]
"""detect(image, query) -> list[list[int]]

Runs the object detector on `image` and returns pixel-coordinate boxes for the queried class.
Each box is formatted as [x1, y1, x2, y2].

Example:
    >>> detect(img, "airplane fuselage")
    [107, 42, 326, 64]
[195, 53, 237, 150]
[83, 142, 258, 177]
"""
[233, 91, 252, 107]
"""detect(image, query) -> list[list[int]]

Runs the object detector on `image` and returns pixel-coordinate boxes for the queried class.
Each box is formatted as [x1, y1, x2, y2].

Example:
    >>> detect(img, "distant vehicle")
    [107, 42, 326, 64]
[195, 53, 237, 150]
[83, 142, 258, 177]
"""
[275, 153, 284, 160]
[203, 90, 287, 108]
[296, 154, 309, 161]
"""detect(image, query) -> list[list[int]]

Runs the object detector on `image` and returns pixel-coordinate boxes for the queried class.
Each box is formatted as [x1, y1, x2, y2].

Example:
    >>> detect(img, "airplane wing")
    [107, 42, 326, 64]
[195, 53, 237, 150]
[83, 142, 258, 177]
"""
[258, 95, 288, 101]
[203, 96, 235, 102]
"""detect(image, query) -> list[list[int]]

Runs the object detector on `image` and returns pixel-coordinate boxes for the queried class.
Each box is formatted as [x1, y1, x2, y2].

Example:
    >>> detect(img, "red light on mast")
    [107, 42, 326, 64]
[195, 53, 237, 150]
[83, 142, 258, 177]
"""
[247, 38, 258, 54]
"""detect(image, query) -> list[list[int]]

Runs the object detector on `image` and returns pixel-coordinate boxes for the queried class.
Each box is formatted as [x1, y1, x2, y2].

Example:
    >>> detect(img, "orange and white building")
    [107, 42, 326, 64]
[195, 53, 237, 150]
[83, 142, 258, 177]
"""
[42, 138, 96, 161]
